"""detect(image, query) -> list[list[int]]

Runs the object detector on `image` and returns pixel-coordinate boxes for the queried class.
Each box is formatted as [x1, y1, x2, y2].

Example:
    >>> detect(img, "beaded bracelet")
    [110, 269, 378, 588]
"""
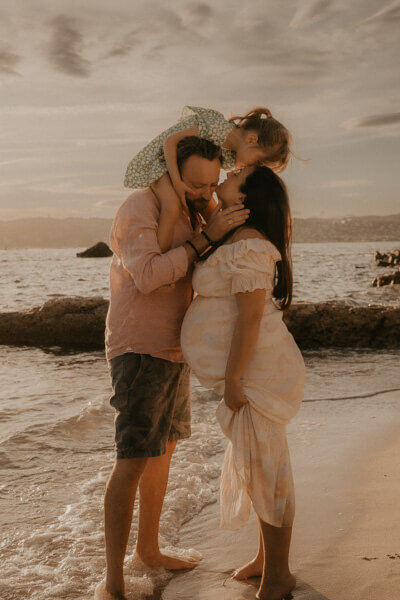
[201, 230, 216, 247]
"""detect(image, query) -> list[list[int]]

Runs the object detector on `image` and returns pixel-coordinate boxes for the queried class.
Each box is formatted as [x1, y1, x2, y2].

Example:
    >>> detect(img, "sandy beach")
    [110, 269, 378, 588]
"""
[162, 390, 400, 600]
[1, 245, 399, 600]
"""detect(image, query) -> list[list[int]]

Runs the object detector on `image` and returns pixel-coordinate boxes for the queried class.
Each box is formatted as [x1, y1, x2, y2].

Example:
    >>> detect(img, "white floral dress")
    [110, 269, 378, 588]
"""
[181, 238, 306, 529]
[124, 106, 236, 188]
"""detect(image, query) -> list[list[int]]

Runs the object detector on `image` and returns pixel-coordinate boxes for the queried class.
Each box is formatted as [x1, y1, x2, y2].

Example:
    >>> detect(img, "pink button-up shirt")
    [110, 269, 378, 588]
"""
[105, 188, 201, 363]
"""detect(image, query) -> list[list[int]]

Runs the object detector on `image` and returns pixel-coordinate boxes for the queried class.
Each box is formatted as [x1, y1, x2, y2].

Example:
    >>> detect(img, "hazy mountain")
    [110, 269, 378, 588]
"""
[292, 214, 400, 244]
[0, 218, 113, 250]
[0, 214, 399, 249]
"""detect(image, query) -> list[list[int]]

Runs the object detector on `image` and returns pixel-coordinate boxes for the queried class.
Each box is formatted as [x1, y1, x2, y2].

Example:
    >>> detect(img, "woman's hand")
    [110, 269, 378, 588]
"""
[224, 378, 249, 412]
[204, 204, 250, 242]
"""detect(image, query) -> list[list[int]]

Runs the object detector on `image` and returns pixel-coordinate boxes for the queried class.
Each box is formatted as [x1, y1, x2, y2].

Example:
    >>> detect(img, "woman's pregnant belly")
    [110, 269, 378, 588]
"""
[181, 295, 306, 423]
[181, 295, 236, 394]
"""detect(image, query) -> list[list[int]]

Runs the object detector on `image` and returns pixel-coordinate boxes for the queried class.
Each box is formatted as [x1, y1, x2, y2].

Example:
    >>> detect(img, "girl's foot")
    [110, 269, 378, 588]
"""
[256, 573, 296, 600]
[232, 556, 263, 580]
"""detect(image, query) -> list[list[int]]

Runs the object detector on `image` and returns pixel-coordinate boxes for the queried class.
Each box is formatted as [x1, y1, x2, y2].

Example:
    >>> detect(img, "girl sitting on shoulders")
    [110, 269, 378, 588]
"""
[124, 106, 292, 251]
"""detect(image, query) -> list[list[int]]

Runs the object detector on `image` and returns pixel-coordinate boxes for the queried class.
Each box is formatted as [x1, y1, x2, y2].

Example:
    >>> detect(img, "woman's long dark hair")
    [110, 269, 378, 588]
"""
[200, 166, 293, 310]
[240, 166, 293, 309]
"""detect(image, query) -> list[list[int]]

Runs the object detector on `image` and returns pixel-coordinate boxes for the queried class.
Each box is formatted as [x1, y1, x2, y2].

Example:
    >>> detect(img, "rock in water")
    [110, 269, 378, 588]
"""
[76, 242, 113, 258]
[375, 249, 400, 267]
[372, 271, 400, 287]
[0, 298, 399, 350]
[0, 297, 108, 348]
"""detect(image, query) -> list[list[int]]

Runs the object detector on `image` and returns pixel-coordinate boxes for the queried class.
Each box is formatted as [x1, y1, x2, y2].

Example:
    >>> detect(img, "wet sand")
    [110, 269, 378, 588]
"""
[162, 390, 400, 600]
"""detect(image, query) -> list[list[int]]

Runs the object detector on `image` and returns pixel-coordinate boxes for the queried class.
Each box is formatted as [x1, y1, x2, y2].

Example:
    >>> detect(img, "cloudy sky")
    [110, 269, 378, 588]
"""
[0, 0, 399, 220]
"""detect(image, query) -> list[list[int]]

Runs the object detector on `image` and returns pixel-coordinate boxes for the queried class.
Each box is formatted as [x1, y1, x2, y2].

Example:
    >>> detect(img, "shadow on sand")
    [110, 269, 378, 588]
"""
[224, 574, 332, 600]
[153, 568, 332, 600]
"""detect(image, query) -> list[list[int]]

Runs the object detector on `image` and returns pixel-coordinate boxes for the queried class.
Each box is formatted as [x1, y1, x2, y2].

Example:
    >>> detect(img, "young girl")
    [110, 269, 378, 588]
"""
[124, 106, 292, 252]
[180, 165, 306, 600]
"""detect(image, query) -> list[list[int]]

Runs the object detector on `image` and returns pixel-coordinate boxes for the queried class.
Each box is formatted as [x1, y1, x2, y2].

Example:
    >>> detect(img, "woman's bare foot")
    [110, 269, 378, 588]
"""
[135, 550, 199, 571]
[232, 555, 264, 580]
[256, 572, 296, 600]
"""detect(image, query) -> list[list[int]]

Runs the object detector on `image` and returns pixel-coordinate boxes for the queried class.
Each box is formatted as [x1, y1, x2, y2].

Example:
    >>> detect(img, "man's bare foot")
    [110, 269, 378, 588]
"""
[232, 556, 263, 580]
[94, 580, 127, 600]
[135, 550, 199, 571]
[256, 573, 296, 600]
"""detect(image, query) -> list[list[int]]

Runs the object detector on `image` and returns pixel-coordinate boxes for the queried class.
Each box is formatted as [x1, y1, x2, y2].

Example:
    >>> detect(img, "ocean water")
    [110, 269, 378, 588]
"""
[1, 241, 400, 599]
[0, 241, 399, 312]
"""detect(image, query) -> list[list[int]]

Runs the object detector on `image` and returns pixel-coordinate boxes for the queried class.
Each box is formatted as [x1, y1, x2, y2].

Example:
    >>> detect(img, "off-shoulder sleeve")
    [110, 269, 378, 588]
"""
[206, 238, 281, 296]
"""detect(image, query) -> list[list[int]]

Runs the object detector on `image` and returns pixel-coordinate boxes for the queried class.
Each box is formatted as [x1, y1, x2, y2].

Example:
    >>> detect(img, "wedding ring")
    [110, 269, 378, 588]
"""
[228, 219, 233, 224]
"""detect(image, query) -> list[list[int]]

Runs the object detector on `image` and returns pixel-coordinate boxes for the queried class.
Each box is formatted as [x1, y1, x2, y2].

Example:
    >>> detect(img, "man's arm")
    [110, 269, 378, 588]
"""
[115, 199, 191, 294]
[114, 198, 250, 294]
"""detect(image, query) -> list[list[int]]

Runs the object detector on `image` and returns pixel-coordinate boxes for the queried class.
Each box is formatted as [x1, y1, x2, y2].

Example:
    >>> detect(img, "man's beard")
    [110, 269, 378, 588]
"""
[186, 197, 209, 213]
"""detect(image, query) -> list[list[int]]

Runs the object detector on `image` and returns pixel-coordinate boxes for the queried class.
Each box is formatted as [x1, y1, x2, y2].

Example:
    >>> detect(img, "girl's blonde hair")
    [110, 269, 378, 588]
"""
[229, 107, 292, 173]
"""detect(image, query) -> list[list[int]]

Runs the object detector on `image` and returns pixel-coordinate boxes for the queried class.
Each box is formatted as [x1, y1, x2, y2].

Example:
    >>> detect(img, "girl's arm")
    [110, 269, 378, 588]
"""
[224, 288, 266, 411]
[163, 125, 199, 206]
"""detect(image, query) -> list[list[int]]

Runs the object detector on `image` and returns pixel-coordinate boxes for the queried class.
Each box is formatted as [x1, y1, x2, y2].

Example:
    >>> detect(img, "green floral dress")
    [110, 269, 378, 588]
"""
[124, 106, 237, 189]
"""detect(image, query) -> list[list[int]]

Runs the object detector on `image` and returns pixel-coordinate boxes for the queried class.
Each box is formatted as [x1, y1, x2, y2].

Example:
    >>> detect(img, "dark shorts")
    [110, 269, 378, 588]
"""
[108, 352, 191, 459]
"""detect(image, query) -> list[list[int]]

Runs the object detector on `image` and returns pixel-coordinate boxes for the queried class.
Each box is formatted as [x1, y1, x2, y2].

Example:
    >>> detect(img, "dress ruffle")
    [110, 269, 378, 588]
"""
[206, 238, 282, 296]
[205, 238, 282, 266]
[192, 238, 282, 298]
[230, 274, 271, 295]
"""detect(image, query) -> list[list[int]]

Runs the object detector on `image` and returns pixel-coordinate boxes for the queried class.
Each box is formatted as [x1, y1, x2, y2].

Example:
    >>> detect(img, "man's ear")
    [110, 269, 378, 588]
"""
[245, 133, 258, 146]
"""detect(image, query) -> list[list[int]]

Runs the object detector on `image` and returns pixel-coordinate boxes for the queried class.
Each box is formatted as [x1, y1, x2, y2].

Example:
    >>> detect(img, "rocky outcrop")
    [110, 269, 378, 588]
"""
[372, 271, 400, 287]
[0, 297, 108, 349]
[375, 250, 400, 267]
[283, 301, 400, 348]
[0, 297, 399, 350]
[76, 242, 113, 258]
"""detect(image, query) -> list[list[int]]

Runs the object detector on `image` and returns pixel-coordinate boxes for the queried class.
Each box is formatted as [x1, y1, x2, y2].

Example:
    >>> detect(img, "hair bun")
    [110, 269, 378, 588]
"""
[246, 108, 272, 120]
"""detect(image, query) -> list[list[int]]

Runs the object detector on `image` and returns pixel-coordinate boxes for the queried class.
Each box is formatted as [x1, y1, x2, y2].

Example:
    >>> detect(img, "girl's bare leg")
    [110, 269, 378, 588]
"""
[151, 175, 181, 252]
[257, 520, 296, 600]
[232, 517, 264, 580]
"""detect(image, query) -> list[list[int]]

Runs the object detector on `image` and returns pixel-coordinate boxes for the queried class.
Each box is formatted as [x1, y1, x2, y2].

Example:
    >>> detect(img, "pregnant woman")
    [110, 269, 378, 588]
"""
[181, 165, 306, 600]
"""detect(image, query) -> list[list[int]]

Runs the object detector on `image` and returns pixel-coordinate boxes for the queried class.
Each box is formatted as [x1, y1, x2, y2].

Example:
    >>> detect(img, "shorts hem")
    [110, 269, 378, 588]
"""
[168, 431, 191, 442]
[115, 431, 191, 459]
[116, 447, 167, 459]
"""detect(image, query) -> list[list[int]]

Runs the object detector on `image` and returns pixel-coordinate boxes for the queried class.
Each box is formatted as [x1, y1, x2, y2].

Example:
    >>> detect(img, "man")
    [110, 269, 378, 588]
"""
[95, 137, 249, 600]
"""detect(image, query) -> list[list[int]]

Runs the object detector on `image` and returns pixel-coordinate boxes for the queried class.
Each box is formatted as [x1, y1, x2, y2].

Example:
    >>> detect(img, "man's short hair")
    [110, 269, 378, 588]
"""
[176, 136, 223, 174]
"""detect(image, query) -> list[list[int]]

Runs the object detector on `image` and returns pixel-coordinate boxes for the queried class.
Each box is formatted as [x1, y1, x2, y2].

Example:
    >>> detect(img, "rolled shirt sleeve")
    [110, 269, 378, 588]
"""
[113, 196, 189, 295]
